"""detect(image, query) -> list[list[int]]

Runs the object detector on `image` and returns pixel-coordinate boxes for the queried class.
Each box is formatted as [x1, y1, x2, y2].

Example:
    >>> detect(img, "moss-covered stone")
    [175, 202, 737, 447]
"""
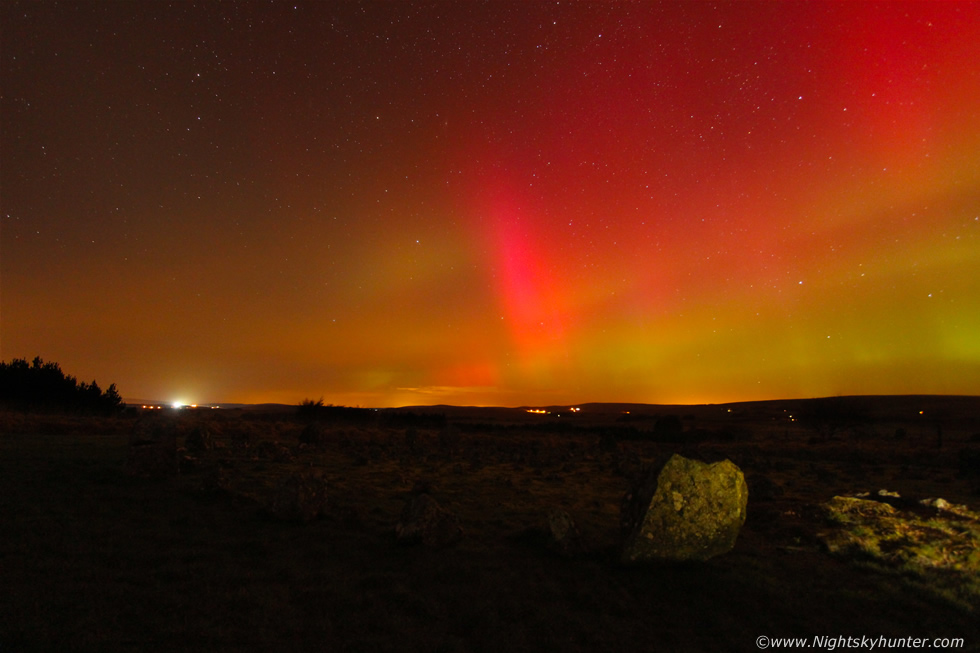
[621, 454, 748, 562]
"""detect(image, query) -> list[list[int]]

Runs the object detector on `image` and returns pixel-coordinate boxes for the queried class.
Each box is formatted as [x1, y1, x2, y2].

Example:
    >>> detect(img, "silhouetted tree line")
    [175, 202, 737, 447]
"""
[0, 357, 123, 414]
[297, 398, 374, 425]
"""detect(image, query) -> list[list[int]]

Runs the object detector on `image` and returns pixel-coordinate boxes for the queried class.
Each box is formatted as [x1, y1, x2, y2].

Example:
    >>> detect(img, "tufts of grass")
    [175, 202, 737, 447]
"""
[4, 410, 980, 652]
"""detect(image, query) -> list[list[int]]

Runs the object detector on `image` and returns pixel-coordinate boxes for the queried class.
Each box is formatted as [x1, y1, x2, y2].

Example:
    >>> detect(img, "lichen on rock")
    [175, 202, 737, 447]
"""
[620, 454, 748, 562]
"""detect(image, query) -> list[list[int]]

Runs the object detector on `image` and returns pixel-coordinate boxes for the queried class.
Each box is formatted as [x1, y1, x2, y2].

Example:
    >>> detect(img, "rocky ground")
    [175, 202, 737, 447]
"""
[2, 400, 979, 652]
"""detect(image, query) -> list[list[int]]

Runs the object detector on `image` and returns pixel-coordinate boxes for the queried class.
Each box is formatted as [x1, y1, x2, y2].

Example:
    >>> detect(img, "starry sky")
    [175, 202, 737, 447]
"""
[2, 1, 979, 407]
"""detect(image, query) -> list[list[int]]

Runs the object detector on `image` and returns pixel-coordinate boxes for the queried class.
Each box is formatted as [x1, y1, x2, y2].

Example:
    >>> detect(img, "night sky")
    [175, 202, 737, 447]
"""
[2, 1, 978, 407]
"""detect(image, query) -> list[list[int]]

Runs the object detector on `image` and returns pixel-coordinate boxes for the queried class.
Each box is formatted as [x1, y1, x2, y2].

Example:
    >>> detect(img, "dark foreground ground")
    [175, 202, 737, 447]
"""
[1, 397, 979, 652]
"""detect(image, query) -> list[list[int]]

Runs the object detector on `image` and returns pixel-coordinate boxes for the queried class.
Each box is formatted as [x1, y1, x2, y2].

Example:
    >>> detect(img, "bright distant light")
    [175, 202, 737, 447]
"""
[172, 401, 184, 409]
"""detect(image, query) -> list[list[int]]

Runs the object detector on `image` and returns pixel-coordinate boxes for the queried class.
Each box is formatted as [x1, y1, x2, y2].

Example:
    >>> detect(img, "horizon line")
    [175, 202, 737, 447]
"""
[121, 393, 980, 411]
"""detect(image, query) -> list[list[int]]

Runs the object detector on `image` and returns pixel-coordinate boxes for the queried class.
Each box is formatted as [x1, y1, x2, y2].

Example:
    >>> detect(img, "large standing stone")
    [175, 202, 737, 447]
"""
[395, 494, 462, 548]
[620, 454, 748, 562]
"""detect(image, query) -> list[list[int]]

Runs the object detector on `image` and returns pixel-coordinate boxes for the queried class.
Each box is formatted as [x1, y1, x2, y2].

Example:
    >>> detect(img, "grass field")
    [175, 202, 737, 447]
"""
[1, 401, 978, 652]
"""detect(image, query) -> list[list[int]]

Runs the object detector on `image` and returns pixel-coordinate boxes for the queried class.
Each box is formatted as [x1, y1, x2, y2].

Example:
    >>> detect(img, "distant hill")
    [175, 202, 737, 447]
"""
[122, 395, 980, 425]
[392, 395, 980, 426]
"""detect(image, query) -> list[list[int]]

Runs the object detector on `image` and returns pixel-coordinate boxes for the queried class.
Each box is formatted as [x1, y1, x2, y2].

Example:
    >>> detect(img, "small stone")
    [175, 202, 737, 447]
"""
[920, 497, 950, 511]
[547, 509, 584, 556]
[395, 494, 462, 548]
[825, 496, 897, 518]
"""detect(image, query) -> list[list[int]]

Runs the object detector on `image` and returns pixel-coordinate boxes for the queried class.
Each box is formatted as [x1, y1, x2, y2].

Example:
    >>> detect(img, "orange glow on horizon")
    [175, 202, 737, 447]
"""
[2, 2, 978, 408]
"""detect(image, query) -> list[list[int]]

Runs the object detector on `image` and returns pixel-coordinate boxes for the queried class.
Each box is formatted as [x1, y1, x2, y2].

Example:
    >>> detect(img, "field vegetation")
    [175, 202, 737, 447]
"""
[2, 396, 979, 651]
